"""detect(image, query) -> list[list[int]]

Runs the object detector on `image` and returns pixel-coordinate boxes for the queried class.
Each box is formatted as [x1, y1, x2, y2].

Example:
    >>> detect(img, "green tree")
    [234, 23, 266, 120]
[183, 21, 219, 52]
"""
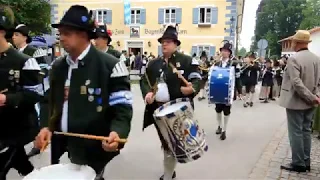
[299, 0, 320, 29]
[0, 0, 51, 35]
[252, 0, 306, 56]
[237, 47, 247, 57]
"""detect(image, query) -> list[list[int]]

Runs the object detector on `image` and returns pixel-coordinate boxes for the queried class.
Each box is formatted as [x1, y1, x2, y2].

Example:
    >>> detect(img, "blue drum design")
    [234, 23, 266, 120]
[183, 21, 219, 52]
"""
[208, 66, 235, 104]
[153, 98, 208, 163]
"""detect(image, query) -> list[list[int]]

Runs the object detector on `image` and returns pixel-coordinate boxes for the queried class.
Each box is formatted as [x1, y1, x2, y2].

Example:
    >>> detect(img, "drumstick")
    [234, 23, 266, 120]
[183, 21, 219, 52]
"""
[54, 131, 127, 143]
[168, 63, 190, 86]
[40, 140, 50, 152]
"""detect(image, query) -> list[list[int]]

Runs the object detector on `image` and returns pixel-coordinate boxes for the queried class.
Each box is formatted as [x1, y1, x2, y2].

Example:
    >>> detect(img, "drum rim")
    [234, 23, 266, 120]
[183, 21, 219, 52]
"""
[153, 98, 191, 119]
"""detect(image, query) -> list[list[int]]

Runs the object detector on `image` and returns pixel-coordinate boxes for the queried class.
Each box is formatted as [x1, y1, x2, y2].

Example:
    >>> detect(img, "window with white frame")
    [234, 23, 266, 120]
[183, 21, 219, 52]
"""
[131, 9, 141, 24]
[198, 45, 210, 56]
[164, 8, 176, 24]
[96, 10, 108, 24]
[199, 7, 211, 24]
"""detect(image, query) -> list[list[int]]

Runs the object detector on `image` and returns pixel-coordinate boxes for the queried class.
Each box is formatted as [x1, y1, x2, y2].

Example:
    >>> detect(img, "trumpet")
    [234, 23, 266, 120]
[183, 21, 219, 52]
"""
[240, 57, 260, 72]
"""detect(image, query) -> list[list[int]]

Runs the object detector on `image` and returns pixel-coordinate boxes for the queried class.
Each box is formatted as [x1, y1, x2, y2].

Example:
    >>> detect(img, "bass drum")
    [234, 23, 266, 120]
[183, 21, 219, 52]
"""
[208, 66, 235, 105]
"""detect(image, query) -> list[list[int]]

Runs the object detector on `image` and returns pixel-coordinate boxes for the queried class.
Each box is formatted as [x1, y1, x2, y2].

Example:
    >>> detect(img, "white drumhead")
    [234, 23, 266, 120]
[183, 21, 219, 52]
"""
[23, 164, 96, 180]
[155, 102, 189, 117]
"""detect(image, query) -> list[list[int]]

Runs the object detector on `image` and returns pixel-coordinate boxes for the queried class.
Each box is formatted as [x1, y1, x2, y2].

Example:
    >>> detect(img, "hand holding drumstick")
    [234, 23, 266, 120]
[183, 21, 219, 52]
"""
[169, 63, 195, 95]
[35, 128, 127, 152]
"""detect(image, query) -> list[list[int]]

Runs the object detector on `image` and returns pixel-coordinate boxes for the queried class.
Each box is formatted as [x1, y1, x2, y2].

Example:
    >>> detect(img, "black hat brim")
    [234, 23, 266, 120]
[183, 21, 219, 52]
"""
[52, 22, 96, 39]
[220, 47, 232, 54]
[52, 21, 93, 31]
[95, 33, 112, 44]
[158, 36, 181, 46]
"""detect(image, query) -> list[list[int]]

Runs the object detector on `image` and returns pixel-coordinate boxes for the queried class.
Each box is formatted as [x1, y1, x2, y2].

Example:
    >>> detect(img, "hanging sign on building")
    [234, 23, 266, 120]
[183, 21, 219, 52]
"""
[130, 26, 140, 38]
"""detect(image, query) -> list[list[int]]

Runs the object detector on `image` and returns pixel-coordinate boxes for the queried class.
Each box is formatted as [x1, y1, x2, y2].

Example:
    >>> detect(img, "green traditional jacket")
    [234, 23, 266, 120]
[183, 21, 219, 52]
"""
[140, 51, 201, 130]
[106, 46, 121, 58]
[47, 45, 133, 166]
[0, 47, 41, 145]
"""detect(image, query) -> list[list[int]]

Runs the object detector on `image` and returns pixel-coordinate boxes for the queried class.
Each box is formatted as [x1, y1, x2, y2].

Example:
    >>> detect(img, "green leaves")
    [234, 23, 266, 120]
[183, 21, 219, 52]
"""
[0, 0, 51, 35]
[252, 0, 310, 56]
[299, 0, 320, 29]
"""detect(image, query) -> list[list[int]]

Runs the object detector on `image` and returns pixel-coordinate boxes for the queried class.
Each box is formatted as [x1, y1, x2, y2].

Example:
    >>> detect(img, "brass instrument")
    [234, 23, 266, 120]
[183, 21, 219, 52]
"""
[199, 59, 210, 72]
[240, 57, 260, 72]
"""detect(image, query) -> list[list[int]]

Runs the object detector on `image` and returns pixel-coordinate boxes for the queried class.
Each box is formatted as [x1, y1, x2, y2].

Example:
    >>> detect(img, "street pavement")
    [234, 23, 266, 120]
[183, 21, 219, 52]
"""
[249, 121, 320, 180]
[8, 84, 289, 180]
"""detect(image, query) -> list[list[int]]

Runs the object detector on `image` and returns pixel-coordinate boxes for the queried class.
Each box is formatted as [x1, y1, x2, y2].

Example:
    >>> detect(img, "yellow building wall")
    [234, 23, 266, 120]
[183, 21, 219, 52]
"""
[52, 0, 235, 56]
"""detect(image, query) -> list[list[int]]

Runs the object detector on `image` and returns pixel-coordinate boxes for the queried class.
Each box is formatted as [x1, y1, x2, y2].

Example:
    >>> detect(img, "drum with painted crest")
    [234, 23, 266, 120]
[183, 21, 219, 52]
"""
[208, 66, 235, 104]
[153, 98, 208, 163]
[23, 164, 96, 180]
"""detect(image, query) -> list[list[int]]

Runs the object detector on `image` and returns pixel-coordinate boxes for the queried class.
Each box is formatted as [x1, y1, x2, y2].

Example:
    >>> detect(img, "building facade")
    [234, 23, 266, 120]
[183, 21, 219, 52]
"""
[278, 27, 320, 57]
[50, 0, 244, 57]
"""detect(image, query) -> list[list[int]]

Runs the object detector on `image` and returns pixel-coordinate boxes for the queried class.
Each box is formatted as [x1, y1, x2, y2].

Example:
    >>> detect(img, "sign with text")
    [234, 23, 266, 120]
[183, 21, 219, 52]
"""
[111, 29, 125, 35]
[144, 28, 187, 35]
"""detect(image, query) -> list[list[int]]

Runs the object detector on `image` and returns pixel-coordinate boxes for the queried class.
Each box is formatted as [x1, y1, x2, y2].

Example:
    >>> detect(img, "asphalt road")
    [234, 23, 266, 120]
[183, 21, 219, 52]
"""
[7, 84, 286, 180]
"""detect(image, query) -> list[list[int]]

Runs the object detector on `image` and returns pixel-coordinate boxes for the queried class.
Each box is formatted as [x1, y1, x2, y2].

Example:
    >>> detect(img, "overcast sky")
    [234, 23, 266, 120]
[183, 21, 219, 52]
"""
[239, 0, 262, 50]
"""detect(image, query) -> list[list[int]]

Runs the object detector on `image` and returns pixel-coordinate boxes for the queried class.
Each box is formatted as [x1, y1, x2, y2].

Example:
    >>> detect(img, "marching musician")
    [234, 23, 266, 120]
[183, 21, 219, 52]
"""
[12, 24, 48, 157]
[213, 42, 241, 141]
[241, 52, 260, 107]
[0, 6, 41, 179]
[35, 6, 133, 180]
[260, 59, 274, 103]
[232, 56, 243, 100]
[94, 24, 121, 58]
[198, 51, 211, 101]
[140, 25, 201, 180]
[272, 60, 283, 98]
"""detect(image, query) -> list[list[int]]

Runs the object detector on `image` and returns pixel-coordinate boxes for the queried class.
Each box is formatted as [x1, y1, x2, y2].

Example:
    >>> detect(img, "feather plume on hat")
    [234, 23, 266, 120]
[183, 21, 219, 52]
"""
[0, 5, 15, 28]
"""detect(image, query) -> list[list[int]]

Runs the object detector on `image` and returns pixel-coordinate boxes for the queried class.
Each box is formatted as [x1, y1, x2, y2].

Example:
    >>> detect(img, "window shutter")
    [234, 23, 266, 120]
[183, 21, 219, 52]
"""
[158, 8, 164, 24]
[191, 46, 197, 56]
[158, 45, 163, 56]
[106, 10, 112, 24]
[140, 9, 146, 24]
[176, 8, 182, 24]
[209, 46, 216, 57]
[192, 8, 199, 24]
[211, 7, 218, 24]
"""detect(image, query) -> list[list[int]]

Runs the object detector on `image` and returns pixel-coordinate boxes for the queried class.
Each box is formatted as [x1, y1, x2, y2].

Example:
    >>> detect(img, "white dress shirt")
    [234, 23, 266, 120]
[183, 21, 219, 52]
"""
[60, 44, 91, 132]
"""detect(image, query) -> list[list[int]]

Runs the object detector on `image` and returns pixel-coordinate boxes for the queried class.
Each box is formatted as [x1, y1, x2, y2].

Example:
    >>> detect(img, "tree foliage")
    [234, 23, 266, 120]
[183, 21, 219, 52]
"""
[237, 47, 247, 57]
[252, 0, 310, 56]
[0, 0, 51, 35]
[299, 0, 320, 29]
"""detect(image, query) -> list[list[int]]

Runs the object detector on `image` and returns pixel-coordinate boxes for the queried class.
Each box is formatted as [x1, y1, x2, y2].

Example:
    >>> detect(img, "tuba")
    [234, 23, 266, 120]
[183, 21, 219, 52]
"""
[199, 59, 210, 72]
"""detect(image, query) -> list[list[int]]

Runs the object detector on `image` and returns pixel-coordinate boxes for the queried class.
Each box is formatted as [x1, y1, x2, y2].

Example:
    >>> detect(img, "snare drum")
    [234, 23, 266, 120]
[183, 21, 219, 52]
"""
[208, 66, 235, 104]
[23, 164, 96, 180]
[153, 98, 208, 163]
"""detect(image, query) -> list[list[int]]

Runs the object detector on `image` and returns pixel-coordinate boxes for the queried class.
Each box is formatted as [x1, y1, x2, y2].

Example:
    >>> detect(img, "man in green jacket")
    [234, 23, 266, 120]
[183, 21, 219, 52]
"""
[140, 25, 201, 180]
[0, 5, 41, 179]
[94, 24, 121, 58]
[35, 5, 132, 180]
[12, 23, 48, 157]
